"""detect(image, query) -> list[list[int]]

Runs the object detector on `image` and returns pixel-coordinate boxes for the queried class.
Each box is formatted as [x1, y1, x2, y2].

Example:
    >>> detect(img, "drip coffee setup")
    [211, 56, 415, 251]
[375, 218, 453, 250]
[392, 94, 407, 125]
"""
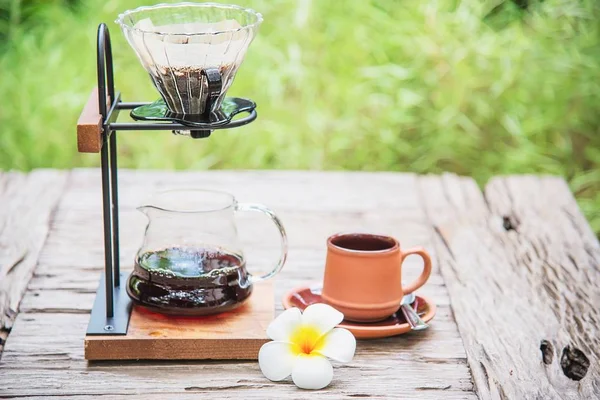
[77, 3, 289, 360]
[76, 2, 435, 361]
[6, 1, 590, 397]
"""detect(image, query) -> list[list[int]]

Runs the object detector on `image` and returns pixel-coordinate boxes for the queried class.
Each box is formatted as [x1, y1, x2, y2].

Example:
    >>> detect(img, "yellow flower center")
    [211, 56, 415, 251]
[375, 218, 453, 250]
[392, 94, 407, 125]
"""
[289, 325, 325, 356]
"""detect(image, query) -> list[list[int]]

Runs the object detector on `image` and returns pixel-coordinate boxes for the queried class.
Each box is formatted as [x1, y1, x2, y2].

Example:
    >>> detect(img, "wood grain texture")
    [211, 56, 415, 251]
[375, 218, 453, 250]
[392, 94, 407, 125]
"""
[0, 169, 474, 399]
[76, 88, 103, 153]
[418, 173, 600, 399]
[0, 170, 68, 355]
[85, 282, 274, 360]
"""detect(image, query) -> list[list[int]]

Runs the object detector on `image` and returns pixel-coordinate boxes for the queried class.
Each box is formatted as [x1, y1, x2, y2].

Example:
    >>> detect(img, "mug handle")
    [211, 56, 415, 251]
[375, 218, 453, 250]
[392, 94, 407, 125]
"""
[400, 247, 432, 294]
[235, 203, 288, 283]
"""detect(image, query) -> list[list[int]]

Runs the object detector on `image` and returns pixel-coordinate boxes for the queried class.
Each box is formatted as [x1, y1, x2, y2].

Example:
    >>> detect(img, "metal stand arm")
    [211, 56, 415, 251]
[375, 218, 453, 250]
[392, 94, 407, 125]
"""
[87, 24, 131, 335]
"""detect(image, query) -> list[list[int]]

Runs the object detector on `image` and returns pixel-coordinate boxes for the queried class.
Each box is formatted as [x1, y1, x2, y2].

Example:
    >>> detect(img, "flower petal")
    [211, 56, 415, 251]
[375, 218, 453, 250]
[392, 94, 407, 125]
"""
[258, 341, 297, 381]
[266, 307, 302, 341]
[291, 354, 333, 390]
[301, 303, 344, 336]
[315, 328, 356, 362]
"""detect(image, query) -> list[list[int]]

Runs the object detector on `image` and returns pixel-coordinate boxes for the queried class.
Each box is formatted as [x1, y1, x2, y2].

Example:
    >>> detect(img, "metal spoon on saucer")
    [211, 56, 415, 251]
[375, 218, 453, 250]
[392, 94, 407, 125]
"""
[400, 293, 429, 331]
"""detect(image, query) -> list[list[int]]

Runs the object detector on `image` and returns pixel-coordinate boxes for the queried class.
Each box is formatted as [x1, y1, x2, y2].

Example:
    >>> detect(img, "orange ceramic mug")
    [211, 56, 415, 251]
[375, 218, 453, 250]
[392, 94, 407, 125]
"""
[322, 233, 432, 322]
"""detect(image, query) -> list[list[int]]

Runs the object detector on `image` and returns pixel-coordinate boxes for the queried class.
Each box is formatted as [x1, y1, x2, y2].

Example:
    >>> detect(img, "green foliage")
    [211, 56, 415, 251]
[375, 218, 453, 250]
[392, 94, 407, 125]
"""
[0, 0, 599, 233]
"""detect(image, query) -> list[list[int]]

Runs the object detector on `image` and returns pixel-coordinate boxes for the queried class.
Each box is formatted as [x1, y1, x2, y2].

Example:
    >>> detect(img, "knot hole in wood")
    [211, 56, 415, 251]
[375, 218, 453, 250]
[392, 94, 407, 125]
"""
[502, 215, 519, 232]
[560, 345, 590, 381]
[540, 340, 554, 365]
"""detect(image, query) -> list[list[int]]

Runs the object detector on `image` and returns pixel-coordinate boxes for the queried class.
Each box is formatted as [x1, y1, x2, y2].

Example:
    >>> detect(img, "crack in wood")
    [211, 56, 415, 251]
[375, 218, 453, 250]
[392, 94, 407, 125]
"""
[415, 384, 452, 391]
[433, 226, 455, 259]
[20, 308, 90, 314]
[584, 245, 599, 267]
[567, 254, 580, 271]
[5, 250, 28, 276]
[530, 239, 547, 262]
[3, 307, 16, 321]
[184, 384, 270, 391]
[497, 383, 508, 400]
[479, 361, 491, 392]
[0, 395, 129, 398]
[416, 357, 468, 365]
[562, 206, 585, 238]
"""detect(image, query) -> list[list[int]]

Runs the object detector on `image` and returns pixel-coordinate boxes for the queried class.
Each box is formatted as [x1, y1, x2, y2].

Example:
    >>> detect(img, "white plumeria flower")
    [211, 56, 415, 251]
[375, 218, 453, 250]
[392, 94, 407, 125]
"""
[258, 303, 356, 390]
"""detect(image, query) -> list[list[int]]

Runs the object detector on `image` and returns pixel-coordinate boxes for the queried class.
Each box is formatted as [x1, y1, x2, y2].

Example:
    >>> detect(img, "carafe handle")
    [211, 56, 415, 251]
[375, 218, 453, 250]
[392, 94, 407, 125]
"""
[235, 203, 288, 283]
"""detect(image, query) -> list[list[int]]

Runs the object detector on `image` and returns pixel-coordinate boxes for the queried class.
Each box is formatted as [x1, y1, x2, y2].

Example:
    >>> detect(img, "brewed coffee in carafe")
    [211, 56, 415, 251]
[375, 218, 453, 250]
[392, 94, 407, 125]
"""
[126, 189, 287, 316]
[129, 246, 252, 315]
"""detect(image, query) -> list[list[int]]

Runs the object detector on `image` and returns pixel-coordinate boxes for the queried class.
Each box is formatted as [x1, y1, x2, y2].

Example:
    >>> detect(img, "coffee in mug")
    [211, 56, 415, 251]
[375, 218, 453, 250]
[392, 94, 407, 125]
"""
[322, 233, 432, 322]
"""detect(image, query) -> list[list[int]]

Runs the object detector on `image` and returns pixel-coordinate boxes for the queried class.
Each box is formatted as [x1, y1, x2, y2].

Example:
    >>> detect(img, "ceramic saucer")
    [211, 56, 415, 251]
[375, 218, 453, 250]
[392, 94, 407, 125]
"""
[282, 284, 436, 339]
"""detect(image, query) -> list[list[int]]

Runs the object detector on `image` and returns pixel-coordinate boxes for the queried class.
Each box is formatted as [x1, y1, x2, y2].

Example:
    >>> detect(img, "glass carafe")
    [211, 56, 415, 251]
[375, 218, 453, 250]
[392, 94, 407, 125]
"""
[126, 189, 287, 316]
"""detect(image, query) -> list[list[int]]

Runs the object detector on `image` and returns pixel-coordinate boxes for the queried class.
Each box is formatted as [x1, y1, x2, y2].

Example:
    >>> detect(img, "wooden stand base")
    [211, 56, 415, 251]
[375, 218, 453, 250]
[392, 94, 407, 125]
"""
[85, 282, 273, 360]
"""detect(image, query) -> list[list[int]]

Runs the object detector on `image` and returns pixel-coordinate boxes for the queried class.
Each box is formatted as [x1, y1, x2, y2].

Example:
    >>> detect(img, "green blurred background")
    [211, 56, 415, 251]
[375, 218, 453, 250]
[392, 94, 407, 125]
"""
[0, 0, 599, 233]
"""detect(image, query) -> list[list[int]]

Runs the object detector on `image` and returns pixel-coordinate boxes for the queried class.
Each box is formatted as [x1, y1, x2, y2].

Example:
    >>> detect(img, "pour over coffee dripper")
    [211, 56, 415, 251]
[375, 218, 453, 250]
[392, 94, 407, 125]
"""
[116, 3, 262, 128]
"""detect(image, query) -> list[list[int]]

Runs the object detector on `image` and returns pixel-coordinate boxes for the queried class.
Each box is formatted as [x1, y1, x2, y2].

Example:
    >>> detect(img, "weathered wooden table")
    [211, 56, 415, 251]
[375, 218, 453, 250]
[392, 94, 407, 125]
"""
[0, 169, 598, 399]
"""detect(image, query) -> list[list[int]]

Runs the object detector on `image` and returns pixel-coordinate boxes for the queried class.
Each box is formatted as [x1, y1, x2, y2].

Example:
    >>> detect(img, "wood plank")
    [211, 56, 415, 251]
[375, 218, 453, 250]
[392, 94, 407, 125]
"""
[419, 173, 600, 399]
[1, 314, 472, 398]
[0, 395, 475, 400]
[0, 170, 474, 398]
[77, 88, 104, 153]
[0, 395, 473, 400]
[0, 170, 68, 355]
[2, 310, 464, 364]
[85, 282, 274, 360]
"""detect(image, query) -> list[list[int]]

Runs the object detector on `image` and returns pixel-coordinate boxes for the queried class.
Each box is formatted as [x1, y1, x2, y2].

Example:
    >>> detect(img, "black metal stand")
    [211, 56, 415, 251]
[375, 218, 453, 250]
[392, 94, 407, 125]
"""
[86, 23, 257, 336]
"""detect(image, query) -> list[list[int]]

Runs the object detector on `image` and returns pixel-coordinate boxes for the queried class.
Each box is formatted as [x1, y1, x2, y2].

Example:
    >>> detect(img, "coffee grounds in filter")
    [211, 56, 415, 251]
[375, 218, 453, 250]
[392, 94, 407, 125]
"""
[149, 64, 233, 115]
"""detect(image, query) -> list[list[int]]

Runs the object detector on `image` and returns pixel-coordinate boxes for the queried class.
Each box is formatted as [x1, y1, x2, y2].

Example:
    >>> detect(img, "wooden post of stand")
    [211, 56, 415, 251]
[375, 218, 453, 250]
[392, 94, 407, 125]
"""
[77, 87, 106, 153]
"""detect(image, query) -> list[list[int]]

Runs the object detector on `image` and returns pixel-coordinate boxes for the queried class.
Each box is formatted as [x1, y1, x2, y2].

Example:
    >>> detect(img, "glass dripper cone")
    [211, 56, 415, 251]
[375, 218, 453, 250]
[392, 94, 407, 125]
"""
[116, 3, 262, 116]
